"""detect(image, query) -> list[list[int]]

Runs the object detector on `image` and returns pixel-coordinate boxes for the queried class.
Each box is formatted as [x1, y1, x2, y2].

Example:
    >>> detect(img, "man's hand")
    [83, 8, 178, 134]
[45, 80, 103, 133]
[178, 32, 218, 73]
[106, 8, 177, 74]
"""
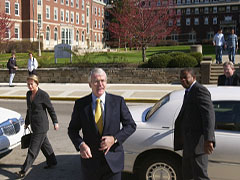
[204, 141, 214, 154]
[54, 123, 59, 130]
[99, 136, 115, 155]
[80, 142, 92, 159]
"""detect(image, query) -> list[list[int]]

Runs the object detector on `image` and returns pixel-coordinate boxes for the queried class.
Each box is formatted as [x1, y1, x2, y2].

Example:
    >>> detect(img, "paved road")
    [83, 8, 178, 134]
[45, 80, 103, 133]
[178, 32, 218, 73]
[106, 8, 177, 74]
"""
[0, 100, 140, 180]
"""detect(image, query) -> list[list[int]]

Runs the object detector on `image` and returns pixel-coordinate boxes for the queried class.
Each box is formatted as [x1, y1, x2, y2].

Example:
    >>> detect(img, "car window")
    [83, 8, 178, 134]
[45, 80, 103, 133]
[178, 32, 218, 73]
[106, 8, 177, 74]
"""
[213, 101, 240, 131]
[146, 94, 170, 121]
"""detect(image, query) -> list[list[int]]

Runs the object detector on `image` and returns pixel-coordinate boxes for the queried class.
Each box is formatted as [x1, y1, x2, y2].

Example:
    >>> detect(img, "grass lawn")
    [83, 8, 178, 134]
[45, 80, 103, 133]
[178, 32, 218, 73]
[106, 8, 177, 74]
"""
[0, 45, 216, 68]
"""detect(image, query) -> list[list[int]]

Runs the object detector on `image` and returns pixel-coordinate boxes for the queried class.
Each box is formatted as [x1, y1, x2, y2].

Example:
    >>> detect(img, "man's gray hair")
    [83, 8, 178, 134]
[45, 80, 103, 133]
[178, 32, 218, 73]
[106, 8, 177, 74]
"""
[223, 61, 234, 69]
[88, 68, 107, 83]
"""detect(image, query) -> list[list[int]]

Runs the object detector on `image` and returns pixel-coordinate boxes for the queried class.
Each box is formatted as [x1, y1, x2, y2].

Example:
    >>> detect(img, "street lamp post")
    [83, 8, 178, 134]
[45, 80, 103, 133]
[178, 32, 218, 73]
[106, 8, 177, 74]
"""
[38, 23, 41, 57]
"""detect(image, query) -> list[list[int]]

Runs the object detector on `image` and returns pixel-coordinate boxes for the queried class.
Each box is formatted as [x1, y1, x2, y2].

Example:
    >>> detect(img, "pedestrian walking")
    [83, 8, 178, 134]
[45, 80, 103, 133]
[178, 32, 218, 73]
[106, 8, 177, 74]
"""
[28, 52, 38, 75]
[16, 75, 59, 178]
[213, 29, 226, 64]
[226, 29, 238, 64]
[7, 51, 18, 87]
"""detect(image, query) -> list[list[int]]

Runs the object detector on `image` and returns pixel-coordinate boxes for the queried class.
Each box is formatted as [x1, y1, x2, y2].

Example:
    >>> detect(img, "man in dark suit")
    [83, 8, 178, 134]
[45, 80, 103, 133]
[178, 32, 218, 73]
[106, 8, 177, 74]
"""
[7, 51, 18, 87]
[174, 69, 215, 180]
[68, 68, 136, 180]
[218, 61, 240, 86]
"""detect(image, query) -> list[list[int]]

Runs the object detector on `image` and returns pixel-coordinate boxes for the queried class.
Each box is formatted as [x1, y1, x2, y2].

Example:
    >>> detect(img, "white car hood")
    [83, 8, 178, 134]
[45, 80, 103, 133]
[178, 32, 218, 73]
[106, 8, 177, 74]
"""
[0, 107, 21, 123]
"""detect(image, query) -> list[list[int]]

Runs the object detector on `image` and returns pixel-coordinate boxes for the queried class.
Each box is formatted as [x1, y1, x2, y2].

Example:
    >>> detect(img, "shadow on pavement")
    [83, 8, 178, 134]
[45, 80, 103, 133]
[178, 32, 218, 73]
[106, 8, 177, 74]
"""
[0, 154, 136, 180]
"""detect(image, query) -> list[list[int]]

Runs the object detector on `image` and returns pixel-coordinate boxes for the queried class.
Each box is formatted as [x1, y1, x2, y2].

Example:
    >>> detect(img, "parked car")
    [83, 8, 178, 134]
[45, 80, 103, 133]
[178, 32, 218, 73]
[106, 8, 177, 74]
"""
[124, 86, 240, 180]
[0, 107, 24, 158]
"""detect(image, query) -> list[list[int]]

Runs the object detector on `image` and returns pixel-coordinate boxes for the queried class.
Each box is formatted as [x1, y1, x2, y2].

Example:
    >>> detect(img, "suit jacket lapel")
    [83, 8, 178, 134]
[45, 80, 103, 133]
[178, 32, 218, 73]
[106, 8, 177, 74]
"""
[103, 93, 112, 135]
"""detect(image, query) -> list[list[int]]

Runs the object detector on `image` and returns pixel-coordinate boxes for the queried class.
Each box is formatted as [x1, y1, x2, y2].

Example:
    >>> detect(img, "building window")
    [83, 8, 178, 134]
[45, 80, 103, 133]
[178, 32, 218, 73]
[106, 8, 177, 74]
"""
[195, 8, 199, 14]
[5, 1, 10, 14]
[71, 12, 74, 23]
[186, 18, 190, 26]
[15, 27, 19, 39]
[38, 0, 42, 5]
[61, 0, 64, 4]
[54, 28, 58, 41]
[54, 8, 58, 21]
[82, 31, 85, 42]
[219, 7, 225, 12]
[177, 9, 181, 15]
[98, 8, 100, 16]
[98, 20, 101, 28]
[204, 0, 209, 2]
[15, 3, 19, 16]
[194, 18, 199, 25]
[61, 10, 64, 22]
[66, 0, 69, 6]
[61, 28, 73, 44]
[177, 19, 181, 26]
[66, 11, 69, 22]
[76, 0, 79, 8]
[95, 7, 97, 15]
[213, 17, 217, 24]
[5, 28, 10, 39]
[195, 0, 199, 3]
[46, 6, 50, 19]
[87, 7, 89, 17]
[87, 23, 89, 34]
[54, 0, 57, 3]
[82, 0, 84, 10]
[169, 20, 173, 26]
[82, 14, 85, 25]
[207, 31, 214, 39]
[38, 14, 42, 27]
[204, 7, 208, 14]
[157, 0, 161, 6]
[171, 33, 178, 41]
[95, 20, 97, 28]
[226, 6, 230, 12]
[177, 0, 181, 4]
[213, 7, 217, 13]
[95, 33, 97, 42]
[46, 27, 50, 43]
[102, 20, 104, 29]
[189, 32, 196, 42]
[204, 17, 208, 24]
[186, 0, 191, 4]
[186, 8, 190, 15]
[71, 0, 74, 7]
[76, 13, 79, 24]
[232, 6, 238, 11]
[102, 8, 104, 17]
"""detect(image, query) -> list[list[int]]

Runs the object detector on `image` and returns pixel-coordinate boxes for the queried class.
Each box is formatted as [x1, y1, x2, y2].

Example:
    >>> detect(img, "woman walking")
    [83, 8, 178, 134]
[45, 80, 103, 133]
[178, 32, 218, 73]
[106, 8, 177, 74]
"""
[16, 75, 59, 178]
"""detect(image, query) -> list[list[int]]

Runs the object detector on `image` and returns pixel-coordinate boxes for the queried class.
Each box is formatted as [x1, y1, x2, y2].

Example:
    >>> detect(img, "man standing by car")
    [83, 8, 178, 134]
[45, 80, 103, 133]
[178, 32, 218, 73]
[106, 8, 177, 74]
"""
[218, 61, 240, 86]
[174, 69, 215, 180]
[68, 68, 136, 180]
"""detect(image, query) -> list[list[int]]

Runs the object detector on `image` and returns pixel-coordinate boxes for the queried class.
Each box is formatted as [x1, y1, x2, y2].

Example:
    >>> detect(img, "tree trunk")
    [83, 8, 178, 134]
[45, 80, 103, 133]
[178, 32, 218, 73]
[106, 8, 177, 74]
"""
[142, 46, 146, 62]
[118, 37, 121, 49]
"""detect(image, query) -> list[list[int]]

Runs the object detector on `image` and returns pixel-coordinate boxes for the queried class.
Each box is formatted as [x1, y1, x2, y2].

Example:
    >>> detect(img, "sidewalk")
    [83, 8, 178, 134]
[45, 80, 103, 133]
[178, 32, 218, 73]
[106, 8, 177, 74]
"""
[0, 83, 184, 102]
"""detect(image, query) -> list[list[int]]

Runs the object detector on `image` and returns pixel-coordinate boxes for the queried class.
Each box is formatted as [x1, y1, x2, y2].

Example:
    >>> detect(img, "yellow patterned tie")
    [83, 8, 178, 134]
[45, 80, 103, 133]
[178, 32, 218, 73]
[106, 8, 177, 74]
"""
[95, 99, 103, 135]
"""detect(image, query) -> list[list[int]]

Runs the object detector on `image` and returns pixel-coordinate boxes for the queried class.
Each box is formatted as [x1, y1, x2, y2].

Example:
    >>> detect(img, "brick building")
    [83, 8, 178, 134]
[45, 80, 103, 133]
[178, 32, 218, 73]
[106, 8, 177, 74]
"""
[174, 0, 240, 43]
[1, 0, 106, 50]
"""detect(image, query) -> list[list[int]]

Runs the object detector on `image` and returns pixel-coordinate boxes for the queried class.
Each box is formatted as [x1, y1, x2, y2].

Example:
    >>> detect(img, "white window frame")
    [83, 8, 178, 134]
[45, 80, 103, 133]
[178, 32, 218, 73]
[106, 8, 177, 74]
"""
[195, 8, 199, 14]
[186, 8, 190, 15]
[5, 1, 10, 14]
[38, 0, 42, 6]
[15, 3, 19, 16]
[186, 18, 190, 26]
[204, 17, 208, 25]
[46, 6, 50, 19]
[46, 27, 50, 44]
[76, 0, 79, 8]
[54, 8, 58, 21]
[87, 23, 89, 34]
[54, 27, 58, 41]
[102, 8, 104, 17]
[66, 10, 69, 22]
[15, 27, 19, 39]
[66, 0, 69, 6]
[226, 6, 230, 13]
[82, 31, 85, 42]
[61, 0, 64, 4]
[38, 14, 42, 27]
[82, 0, 85, 10]
[213, 7, 217, 13]
[194, 18, 199, 25]
[177, 9, 181, 15]
[177, 19, 181, 26]
[213, 17, 217, 24]
[71, 12, 74, 23]
[82, 14, 85, 25]
[76, 13, 79, 24]
[61, 9, 64, 22]
[204, 7, 208, 14]
[71, 0, 74, 7]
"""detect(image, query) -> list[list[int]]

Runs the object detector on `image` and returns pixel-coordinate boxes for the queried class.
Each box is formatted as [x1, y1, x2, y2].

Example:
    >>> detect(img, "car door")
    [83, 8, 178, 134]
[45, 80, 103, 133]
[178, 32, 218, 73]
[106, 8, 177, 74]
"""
[208, 101, 240, 180]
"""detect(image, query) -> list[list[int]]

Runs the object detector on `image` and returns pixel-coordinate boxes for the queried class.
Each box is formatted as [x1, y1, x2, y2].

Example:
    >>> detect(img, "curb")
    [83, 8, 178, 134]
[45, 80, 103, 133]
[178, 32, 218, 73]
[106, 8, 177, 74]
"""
[0, 96, 159, 103]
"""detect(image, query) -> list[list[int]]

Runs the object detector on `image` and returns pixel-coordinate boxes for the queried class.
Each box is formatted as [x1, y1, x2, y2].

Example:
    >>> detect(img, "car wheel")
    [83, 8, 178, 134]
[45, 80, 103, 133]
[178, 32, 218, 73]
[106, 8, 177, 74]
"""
[137, 155, 182, 180]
